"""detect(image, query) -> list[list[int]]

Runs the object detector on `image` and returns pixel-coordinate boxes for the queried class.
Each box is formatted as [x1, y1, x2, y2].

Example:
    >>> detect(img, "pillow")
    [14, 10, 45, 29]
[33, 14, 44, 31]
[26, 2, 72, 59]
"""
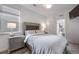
[36, 30, 44, 34]
[25, 30, 35, 35]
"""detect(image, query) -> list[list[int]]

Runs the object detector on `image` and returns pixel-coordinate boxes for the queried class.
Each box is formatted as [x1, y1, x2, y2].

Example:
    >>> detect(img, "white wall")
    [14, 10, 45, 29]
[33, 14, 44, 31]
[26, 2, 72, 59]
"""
[46, 16, 56, 34]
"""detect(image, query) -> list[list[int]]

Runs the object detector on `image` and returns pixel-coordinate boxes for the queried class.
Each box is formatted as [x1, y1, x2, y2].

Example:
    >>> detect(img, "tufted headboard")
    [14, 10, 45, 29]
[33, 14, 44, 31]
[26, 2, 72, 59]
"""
[23, 22, 40, 35]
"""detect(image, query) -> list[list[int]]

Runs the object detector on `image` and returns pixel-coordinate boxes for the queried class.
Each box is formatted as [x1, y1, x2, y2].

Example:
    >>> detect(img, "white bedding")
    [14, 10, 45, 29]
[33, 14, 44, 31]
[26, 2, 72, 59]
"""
[24, 34, 67, 54]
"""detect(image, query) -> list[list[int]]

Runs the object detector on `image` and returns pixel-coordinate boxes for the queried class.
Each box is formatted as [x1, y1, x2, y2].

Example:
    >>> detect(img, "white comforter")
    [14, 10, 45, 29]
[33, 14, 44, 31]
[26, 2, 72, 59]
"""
[24, 34, 67, 54]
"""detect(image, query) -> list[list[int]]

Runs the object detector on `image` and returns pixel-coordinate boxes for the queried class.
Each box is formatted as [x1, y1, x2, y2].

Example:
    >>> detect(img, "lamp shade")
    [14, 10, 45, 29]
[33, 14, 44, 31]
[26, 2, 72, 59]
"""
[7, 23, 16, 29]
[41, 23, 46, 31]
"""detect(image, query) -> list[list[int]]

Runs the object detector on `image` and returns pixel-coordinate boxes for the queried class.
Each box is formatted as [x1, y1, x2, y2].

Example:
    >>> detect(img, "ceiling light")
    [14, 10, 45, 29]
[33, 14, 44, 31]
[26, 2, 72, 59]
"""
[43, 4, 52, 8]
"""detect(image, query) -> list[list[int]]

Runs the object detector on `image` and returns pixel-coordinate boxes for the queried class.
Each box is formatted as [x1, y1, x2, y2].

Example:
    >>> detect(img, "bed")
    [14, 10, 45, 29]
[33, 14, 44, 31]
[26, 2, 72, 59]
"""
[23, 22, 67, 54]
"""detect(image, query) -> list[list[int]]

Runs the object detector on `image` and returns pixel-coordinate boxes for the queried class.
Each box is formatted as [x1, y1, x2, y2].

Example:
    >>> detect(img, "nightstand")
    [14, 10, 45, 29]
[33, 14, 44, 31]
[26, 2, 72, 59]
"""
[8, 35, 25, 53]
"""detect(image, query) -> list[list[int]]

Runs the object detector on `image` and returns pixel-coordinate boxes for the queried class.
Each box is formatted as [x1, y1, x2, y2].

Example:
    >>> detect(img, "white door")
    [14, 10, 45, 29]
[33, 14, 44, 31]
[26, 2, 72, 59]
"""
[57, 19, 65, 36]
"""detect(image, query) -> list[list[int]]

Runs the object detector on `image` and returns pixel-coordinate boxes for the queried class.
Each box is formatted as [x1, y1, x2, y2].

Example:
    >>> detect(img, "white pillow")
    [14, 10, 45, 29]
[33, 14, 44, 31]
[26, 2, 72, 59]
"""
[25, 30, 35, 35]
[36, 30, 44, 34]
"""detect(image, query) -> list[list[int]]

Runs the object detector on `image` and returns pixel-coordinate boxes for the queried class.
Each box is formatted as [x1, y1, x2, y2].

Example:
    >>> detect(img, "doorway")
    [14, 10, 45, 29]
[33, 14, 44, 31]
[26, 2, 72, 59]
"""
[57, 19, 65, 36]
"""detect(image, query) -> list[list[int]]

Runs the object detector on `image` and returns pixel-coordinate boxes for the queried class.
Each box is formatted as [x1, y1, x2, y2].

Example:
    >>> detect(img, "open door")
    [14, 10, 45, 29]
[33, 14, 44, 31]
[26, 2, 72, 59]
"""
[57, 19, 65, 36]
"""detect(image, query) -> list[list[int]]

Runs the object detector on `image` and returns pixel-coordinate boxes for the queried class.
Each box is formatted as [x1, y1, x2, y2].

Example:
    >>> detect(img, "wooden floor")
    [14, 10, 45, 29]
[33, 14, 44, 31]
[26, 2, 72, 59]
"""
[0, 47, 31, 54]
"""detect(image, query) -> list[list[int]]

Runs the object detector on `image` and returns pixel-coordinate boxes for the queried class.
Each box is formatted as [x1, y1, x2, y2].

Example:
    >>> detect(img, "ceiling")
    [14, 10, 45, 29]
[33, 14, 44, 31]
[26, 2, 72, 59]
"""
[4, 4, 77, 17]
[21, 4, 77, 17]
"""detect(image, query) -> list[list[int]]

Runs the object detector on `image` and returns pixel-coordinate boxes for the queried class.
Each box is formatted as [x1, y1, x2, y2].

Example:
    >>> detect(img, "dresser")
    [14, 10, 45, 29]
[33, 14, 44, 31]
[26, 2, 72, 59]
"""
[8, 35, 25, 53]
